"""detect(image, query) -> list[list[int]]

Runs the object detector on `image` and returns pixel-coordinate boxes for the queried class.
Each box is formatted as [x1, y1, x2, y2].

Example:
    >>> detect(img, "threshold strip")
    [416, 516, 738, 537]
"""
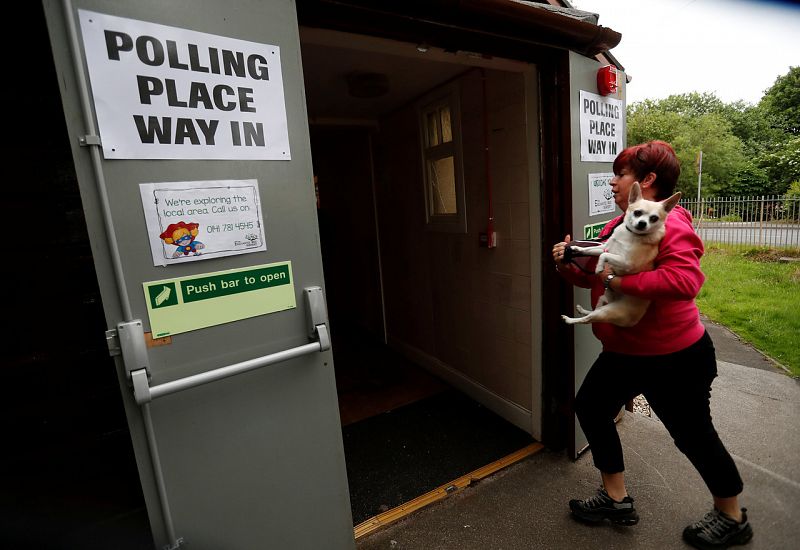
[353, 442, 544, 539]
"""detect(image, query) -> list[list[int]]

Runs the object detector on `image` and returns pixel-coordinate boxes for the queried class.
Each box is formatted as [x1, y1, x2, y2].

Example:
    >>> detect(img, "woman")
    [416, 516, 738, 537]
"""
[552, 141, 753, 549]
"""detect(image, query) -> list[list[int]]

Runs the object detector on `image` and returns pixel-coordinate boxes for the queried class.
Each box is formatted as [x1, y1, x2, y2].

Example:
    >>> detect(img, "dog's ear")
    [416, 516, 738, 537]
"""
[628, 181, 642, 204]
[662, 191, 682, 212]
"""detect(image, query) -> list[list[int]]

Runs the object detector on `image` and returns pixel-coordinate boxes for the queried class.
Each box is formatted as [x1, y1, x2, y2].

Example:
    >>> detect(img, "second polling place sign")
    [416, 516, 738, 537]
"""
[78, 10, 291, 160]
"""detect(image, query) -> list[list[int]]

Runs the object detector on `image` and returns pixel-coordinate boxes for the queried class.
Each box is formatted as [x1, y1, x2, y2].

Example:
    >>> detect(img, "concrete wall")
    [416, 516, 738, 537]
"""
[376, 69, 537, 419]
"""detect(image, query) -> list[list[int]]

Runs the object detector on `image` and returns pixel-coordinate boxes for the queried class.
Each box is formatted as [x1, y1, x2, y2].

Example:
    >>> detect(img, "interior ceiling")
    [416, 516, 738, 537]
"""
[300, 41, 470, 122]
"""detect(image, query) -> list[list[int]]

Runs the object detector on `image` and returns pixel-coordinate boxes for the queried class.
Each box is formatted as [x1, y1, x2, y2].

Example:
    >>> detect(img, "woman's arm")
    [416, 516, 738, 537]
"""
[553, 234, 594, 289]
[558, 262, 595, 289]
[617, 219, 705, 300]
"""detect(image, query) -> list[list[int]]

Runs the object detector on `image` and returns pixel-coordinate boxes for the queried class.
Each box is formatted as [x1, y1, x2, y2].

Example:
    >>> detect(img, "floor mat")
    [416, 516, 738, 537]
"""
[332, 326, 448, 426]
[342, 389, 535, 525]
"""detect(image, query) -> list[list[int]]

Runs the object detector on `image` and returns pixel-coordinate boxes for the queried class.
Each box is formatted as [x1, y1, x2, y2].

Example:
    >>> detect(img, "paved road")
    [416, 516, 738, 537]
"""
[696, 222, 800, 248]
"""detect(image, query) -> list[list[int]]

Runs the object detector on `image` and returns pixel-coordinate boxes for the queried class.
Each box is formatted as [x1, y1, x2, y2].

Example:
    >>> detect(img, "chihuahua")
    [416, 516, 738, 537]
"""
[562, 182, 681, 327]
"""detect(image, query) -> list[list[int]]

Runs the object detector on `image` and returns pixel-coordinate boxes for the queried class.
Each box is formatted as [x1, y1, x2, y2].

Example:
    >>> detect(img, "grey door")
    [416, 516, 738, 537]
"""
[567, 51, 626, 458]
[43, 1, 354, 548]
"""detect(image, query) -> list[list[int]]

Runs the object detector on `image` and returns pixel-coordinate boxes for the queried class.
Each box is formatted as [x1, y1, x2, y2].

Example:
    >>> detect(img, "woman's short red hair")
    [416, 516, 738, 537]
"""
[613, 140, 680, 199]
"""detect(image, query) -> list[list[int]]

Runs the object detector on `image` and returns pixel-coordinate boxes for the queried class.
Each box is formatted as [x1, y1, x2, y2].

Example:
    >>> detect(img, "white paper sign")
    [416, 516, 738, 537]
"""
[79, 10, 290, 160]
[579, 90, 624, 162]
[588, 172, 615, 216]
[140, 179, 267, 266]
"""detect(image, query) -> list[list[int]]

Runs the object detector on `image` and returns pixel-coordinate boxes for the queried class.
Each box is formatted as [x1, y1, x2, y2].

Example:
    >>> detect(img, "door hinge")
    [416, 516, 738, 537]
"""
[79, 134, 102, 147]
[163, 537, 186, 550]
[106, 328, 121, 357]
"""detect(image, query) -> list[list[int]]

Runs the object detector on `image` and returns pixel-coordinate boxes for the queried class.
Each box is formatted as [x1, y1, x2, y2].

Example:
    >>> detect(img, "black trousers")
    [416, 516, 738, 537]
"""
[574, 331, 744, 498]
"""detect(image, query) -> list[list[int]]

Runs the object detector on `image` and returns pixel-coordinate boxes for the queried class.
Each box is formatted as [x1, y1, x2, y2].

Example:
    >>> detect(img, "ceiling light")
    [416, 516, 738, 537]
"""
[345, 72, 389, 99]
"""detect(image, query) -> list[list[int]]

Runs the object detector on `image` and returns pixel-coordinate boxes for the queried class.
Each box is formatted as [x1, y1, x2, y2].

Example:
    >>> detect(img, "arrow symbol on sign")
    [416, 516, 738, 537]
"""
[154, 286, 172, 306]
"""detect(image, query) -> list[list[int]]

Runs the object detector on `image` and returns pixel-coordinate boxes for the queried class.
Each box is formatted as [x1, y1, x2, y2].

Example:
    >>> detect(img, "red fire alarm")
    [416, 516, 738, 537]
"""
[597, 65, 619, 96]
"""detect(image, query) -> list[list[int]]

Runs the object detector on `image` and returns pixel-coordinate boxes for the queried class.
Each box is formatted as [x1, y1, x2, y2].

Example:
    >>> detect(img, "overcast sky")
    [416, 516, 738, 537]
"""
[571, 0, 800, 105]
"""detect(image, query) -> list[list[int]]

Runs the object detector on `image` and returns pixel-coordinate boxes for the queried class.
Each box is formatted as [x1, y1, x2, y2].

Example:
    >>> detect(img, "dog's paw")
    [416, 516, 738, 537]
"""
[576, 305, 592, 315]
[561, 314, 578, 325]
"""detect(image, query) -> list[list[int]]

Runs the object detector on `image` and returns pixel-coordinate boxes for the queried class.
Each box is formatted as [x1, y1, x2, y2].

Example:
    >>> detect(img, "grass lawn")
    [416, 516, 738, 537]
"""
[698, 245, 800, 377]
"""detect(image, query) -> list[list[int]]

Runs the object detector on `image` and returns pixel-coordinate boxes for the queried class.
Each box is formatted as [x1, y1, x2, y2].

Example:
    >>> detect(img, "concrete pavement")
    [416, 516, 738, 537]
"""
[357, 320, 800, 550]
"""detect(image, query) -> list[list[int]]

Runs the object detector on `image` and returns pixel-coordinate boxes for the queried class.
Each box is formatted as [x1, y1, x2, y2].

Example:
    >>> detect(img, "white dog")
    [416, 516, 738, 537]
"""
[562, 182, 681, 327]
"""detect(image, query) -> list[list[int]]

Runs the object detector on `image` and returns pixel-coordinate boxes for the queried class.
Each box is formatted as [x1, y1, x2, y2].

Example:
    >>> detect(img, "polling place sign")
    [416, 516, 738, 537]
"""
[78, 10, 290, 160]
[579, 90, 623, 162]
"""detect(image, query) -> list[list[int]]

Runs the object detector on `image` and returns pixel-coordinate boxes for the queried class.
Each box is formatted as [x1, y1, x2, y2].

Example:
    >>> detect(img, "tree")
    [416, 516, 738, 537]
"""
[649, 92, 725, 118]
[726, 162, 771, 197]
[626, 81, 798, 197]
[626, 107, 682, 146]
[758, 136, 800, 194]
[753, 68, 800, 192]
[627, 97, 748, 197]
[760, 66, 800, 135]
[784, 181, 800, 222]
[672, 114, 748, 197]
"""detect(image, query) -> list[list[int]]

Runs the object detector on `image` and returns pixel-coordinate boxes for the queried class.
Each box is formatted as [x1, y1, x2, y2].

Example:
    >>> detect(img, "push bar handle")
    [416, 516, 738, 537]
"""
[133, 324, 329, 404]
[129, 286, 331, 404]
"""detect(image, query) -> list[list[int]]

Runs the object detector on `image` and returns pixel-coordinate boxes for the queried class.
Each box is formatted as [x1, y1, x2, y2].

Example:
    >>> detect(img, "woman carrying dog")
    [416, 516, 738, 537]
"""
[552, 140, 752, 549]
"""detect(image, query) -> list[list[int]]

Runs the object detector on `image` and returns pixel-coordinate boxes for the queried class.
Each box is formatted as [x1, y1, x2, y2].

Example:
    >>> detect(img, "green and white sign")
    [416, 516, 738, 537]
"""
[583, 220, 611, 240]
[143, 261, 295, 337]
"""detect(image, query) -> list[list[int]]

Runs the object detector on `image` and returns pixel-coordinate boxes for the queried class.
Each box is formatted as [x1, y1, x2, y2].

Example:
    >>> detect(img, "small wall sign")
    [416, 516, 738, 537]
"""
[588, 172, 615, 216]
[140, 179, 267, 266]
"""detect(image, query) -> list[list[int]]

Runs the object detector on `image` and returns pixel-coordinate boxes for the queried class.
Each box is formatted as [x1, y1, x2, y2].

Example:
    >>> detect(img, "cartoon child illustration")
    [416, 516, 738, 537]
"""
[159, 222, 205, 258]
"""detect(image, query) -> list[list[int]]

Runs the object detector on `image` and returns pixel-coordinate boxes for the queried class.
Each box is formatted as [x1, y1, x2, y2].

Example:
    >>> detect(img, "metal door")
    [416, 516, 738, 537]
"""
[566, 52, 627, 458]
[42, 1, 354, 548]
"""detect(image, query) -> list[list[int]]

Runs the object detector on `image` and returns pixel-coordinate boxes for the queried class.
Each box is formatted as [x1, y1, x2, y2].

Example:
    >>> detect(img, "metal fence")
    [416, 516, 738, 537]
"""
[679, 195, 800, 251]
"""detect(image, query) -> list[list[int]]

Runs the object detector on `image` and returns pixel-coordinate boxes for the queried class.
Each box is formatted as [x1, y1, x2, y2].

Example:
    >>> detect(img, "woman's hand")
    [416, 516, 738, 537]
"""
[552, 234, 572, 265]
[597, 263, 622, 291]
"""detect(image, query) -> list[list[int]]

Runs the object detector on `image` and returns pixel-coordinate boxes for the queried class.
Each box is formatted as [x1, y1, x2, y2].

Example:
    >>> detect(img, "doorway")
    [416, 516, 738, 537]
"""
[311, 125, 449, 427]
[300, 27, 543, 399]
[301, 25, 545, 525]
[299, 30, 542, 439]
[310, 124, 536, 526]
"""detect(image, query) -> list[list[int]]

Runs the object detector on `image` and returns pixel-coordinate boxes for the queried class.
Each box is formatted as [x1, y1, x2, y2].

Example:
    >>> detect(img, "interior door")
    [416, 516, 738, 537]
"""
[43, 1, 354, 548]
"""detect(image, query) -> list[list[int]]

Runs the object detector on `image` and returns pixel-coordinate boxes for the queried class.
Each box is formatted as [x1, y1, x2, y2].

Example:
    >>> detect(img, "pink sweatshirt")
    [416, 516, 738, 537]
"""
[560, 205, 706, 356]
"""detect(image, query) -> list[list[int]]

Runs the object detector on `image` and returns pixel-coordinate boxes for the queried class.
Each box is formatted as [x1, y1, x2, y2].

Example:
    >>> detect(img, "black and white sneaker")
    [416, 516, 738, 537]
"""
[683, 508, 753, 549]
[569, 488, 639, 525]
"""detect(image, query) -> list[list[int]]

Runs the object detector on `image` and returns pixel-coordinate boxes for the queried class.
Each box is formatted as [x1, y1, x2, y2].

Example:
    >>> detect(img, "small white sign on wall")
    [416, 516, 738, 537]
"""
[79, 10, 290, 160]
[140, 179, 267, 266]
[579, 90, 624, 162]
[588, 172, 615, 216]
